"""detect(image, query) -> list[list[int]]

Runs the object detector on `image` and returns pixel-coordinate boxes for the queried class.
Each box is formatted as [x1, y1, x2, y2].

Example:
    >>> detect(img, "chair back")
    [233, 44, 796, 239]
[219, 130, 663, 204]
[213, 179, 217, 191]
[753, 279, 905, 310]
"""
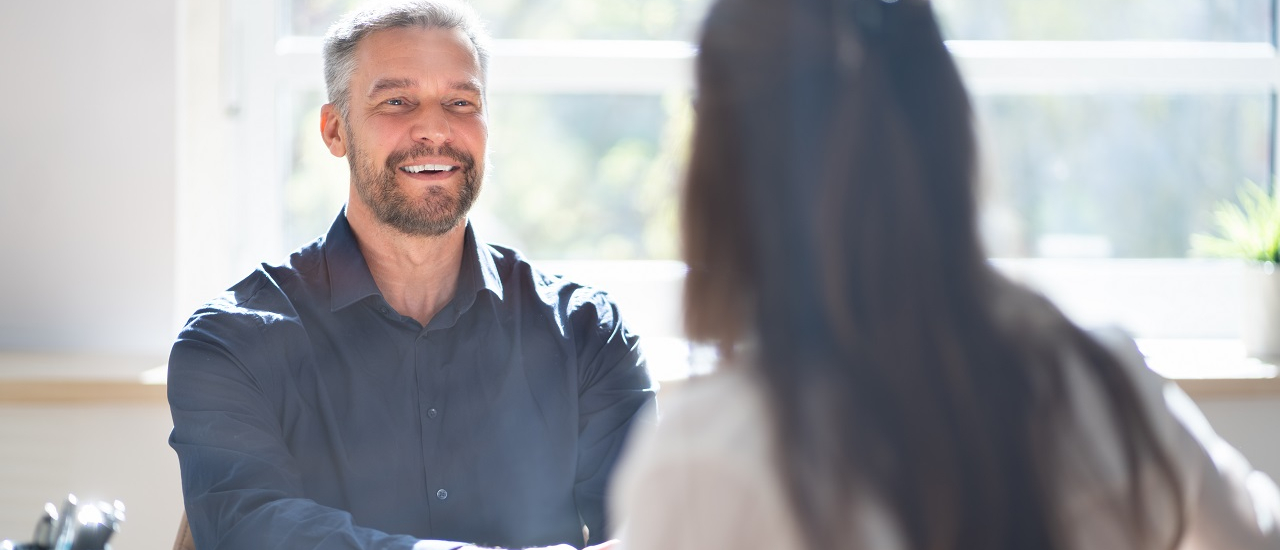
[173, 512, 195, 550]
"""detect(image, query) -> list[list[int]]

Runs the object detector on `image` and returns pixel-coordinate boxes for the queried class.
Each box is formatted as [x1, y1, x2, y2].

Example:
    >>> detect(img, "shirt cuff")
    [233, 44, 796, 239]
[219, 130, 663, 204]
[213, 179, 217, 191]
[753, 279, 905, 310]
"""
[413, 540, 469, 550]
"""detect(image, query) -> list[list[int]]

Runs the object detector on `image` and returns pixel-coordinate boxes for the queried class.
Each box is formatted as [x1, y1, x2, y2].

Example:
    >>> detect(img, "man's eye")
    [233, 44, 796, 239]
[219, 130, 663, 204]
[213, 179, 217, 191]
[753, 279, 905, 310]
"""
[386, 98, 405, 106]
[451, 100, 472, 107]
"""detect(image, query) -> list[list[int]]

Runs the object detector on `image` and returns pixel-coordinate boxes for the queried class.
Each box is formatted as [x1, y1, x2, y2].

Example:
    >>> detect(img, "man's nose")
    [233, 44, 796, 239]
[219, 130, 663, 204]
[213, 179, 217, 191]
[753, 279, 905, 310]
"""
[411, 104, 452, 144]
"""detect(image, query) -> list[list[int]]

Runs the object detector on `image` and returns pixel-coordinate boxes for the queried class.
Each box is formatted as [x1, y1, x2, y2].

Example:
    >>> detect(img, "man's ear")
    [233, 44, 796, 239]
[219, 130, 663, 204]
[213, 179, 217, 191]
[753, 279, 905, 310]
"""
[320, 103, 347, 158]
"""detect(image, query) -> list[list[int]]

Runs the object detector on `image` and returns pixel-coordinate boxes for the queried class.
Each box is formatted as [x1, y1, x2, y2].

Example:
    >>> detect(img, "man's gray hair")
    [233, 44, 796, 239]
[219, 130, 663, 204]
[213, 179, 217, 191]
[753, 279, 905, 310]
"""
[323, 0, 491, 118]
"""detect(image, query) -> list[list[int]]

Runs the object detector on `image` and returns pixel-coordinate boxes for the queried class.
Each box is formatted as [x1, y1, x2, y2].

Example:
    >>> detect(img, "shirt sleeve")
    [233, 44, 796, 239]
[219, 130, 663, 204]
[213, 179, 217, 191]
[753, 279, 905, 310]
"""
[1164, 380, 1280, 549]
[167, 307, 464, 550]
[1097, 331, 1280, 549]
[567, 291, 658, 546]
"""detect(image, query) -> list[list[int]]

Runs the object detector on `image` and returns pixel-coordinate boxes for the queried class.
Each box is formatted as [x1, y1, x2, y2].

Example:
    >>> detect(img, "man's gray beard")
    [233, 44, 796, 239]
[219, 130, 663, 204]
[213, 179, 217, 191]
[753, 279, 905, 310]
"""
[348, 138, 481, 237]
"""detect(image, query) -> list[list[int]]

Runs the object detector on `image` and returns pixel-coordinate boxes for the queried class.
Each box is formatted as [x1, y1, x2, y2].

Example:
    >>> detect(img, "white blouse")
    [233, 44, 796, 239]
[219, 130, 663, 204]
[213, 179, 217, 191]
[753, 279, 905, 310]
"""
[610, 329, 1280, 549]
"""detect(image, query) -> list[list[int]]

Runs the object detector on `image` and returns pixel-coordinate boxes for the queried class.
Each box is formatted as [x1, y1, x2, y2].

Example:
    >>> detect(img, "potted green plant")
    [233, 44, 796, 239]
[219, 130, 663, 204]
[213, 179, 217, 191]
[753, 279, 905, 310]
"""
[1191, 179, 1280, 360]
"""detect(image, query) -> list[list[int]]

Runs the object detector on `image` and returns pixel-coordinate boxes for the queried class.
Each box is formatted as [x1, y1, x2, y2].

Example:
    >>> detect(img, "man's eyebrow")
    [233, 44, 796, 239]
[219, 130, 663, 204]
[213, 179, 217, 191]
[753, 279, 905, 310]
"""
[367, 77, 418, 97]
[451, 80, 483, 95]
[365, 78, 483, 97]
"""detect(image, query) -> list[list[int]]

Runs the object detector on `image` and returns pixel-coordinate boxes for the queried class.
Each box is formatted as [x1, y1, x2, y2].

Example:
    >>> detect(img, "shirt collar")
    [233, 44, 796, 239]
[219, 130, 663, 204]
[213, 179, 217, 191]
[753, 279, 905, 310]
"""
[471, 225, 505, 300]
[324, 211, 381, 312]
[324, 210, 504, 312]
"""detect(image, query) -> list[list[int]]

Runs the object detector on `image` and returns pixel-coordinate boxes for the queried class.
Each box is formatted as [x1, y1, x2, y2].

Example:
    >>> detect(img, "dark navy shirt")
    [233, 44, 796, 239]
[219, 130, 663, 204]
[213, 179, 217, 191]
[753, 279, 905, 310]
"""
[168, 212, 655, 550]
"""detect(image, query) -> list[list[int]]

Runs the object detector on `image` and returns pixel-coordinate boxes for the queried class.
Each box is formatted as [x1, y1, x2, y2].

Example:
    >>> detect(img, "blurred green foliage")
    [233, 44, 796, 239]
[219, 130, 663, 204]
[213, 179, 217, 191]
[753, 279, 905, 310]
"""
[1191, 180, 1280, 262]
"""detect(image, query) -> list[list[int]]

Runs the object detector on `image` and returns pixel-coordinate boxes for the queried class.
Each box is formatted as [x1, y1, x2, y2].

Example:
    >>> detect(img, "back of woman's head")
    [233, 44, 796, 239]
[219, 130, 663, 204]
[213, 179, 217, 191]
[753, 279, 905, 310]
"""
[684, 0, 984, 358]
[681, 1, 1184, 549]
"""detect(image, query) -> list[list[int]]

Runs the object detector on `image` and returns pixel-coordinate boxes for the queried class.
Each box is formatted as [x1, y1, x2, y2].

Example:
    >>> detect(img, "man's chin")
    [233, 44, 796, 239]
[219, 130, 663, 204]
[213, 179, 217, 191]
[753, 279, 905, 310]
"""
[356, 166, 479, 237]
[378, 205, 469, 237]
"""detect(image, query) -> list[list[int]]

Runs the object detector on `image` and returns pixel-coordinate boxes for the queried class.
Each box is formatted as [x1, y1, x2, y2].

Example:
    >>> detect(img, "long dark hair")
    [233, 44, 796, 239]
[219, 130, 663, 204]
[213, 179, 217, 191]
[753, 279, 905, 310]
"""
[680, 0, 1185, 548]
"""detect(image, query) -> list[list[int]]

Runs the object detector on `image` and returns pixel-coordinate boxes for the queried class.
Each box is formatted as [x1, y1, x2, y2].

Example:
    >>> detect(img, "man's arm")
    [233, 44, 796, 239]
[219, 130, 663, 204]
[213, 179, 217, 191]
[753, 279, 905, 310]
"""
[568, 291, 658, 546]
[168, 309, 459, 550]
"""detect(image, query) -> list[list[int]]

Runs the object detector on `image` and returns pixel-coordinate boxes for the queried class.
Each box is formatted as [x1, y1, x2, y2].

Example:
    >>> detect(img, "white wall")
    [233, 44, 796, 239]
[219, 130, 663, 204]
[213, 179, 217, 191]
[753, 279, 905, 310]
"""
[0, 0, 178, 355]
[0, 0, 183, 546]
[1198, 398, 1280, 482]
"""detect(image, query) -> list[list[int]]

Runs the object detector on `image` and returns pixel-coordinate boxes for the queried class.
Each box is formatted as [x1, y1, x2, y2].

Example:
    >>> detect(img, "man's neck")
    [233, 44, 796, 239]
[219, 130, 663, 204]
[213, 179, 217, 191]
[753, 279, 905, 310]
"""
[346, 204, 467, 327]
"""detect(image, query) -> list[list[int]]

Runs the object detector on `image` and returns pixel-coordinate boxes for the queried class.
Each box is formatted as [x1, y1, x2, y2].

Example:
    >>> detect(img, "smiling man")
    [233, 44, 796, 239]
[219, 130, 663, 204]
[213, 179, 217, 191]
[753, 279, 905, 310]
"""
[166, 2, 655, 549]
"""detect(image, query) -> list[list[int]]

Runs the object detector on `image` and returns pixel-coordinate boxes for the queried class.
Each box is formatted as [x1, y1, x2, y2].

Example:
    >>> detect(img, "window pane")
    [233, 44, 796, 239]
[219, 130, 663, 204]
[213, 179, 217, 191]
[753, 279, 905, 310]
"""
[934, 0, 1271, 41]
[481, 93, 688, 260]
[976, 93, 1271, 258]
[280, 91, 690, 260]
[286, 0, 714, 40]
[283, 90, 348, 251]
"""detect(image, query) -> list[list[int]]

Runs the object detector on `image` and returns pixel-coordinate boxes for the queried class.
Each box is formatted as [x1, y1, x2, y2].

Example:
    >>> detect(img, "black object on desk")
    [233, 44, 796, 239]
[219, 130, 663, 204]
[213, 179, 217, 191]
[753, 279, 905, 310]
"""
[1, 494, 124, 550]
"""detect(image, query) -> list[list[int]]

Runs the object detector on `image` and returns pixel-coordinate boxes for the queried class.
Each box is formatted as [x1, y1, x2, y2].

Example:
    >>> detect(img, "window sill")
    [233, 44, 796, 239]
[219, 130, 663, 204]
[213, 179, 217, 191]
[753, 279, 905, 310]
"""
[1136, 339, 1280, 399]
[646, 337, 1280, 401]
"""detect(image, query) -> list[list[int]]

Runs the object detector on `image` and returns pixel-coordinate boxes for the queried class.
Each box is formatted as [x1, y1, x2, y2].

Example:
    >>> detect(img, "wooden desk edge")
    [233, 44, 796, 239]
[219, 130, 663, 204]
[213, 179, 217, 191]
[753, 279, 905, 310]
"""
[1174, 377, 1280, 400]
[1, 376, 1277, 405]
[0, 380, 168, 405]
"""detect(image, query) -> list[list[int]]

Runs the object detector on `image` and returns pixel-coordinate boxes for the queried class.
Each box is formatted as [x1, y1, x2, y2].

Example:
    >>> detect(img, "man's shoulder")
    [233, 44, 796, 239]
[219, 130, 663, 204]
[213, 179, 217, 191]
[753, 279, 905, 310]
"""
[181, 243, 325, 340]
[481, 242, 619, 319]
[178, 275, 290, 346]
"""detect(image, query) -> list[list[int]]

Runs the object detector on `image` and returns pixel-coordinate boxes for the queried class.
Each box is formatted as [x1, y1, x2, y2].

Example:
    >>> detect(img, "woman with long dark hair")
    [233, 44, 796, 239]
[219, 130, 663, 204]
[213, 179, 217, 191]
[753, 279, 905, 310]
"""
[610, 0, 1280, 548]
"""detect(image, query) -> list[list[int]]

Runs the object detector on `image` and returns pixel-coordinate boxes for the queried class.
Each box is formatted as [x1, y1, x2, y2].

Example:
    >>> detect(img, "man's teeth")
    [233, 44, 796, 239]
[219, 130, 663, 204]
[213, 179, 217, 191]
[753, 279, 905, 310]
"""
[403, 164, 457, 173]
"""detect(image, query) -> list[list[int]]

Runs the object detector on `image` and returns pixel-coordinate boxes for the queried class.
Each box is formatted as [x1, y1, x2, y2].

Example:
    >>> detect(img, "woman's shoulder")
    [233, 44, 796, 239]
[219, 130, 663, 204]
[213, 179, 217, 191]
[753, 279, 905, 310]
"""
[648, 367, 771, 458]
[610, 366, 812, 549]
[612, 365, 777, 502]
[611, 363, 906, 550]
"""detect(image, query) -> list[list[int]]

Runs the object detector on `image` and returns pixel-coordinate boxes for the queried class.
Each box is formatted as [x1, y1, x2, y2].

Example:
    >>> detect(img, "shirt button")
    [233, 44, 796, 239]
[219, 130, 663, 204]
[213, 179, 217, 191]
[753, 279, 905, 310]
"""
[427, 408, 438, 419]
[436, 489, 448, 500]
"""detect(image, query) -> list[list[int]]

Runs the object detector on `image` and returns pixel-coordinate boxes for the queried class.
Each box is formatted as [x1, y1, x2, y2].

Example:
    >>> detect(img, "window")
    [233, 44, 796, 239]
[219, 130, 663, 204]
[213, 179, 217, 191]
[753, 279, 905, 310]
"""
[935, 2, 1279, 341]
[976, 93, 1269, 259]
[934, 0, 1277, 260]
[200, 0, 1280, 378]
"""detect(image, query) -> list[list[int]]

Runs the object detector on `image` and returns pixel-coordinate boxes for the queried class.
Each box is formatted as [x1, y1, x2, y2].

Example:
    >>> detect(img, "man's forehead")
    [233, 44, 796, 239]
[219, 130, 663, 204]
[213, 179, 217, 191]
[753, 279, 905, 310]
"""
[355, 26, 478, 63]
[351, 26, 482, 83]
